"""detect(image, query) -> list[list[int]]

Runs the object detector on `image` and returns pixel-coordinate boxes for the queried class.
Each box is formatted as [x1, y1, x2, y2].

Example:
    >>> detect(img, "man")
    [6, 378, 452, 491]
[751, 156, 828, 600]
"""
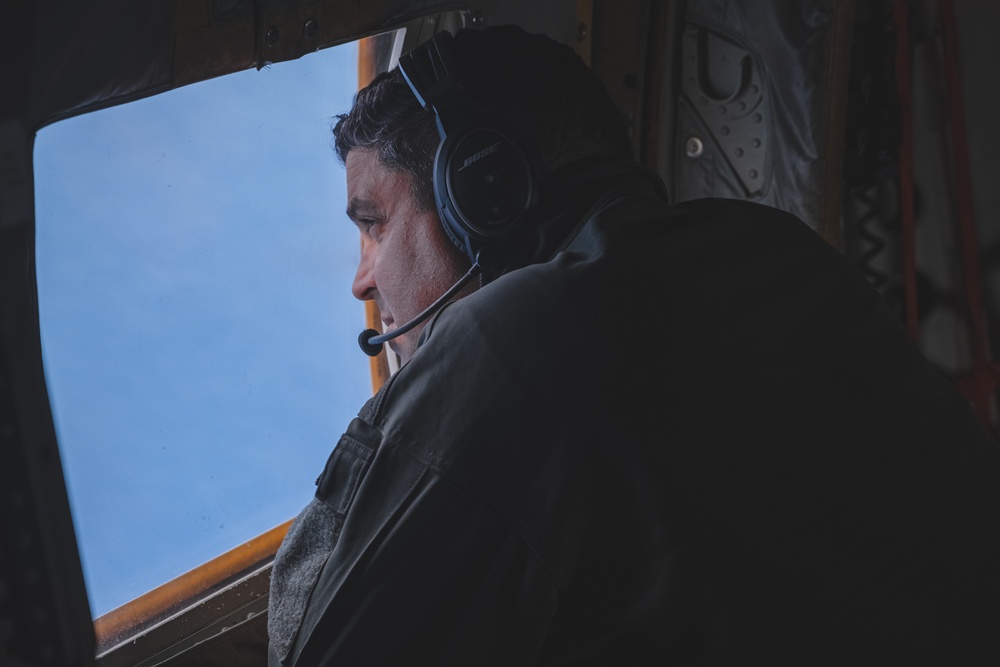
[268, 26, 1000, 665]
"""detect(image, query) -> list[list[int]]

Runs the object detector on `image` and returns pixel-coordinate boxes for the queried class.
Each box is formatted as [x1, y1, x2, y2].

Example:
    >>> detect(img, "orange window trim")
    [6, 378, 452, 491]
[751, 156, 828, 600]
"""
[93, 519, 292, 651]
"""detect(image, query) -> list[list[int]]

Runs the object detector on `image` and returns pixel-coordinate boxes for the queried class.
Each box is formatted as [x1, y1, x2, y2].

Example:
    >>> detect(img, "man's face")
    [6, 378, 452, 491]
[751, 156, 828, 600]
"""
[346, 149, 471, 363]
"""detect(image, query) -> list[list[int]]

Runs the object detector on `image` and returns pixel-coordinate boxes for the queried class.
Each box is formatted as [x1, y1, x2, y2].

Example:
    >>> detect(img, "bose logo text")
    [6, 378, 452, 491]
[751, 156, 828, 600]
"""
[459, 142, 501, 171]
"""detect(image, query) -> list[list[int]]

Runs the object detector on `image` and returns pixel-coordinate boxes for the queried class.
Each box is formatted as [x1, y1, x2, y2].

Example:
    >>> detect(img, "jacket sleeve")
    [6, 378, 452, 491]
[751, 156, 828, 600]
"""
[284, 440, 559, 667]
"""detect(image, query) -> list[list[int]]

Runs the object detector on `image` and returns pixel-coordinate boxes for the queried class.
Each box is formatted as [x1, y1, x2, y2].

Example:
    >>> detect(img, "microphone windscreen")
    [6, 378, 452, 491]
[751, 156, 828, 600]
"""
[358, 329, 384, 357]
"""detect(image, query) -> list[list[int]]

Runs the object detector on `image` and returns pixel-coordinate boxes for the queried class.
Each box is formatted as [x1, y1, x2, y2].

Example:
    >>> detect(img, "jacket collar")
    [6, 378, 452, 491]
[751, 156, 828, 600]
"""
[498, 159, 669, 276]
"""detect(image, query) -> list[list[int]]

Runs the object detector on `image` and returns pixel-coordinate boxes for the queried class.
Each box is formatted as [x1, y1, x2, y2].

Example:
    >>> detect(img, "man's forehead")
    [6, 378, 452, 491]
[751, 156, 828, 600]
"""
[345, 150, 387, 214]
[346, 150, 402, 189]
[346, 148, 389, 175]
[345, 149, 421, 218]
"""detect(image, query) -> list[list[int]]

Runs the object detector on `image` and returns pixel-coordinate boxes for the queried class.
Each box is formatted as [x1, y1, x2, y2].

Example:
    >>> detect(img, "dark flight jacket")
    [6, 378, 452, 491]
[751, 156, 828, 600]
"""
[268, 165, 1000, 665]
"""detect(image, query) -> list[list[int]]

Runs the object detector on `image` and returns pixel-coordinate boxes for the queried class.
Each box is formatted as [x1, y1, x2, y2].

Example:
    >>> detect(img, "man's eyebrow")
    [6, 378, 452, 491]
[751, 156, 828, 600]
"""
[346, 198, 379, 222]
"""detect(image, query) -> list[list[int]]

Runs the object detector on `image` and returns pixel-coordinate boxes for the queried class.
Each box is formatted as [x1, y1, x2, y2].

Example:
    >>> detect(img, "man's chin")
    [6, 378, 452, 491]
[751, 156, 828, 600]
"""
[383, 319, 432, 365]
[387, 336, 415, 365]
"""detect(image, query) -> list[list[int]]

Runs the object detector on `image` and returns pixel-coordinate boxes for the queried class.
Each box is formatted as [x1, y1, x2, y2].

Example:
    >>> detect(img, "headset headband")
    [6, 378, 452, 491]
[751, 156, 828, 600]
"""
[398, 32, 463, 136]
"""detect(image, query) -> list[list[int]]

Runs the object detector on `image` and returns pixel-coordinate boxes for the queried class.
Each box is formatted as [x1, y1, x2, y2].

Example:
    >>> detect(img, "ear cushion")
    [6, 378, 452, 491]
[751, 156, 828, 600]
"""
[434, 123, 538, 261]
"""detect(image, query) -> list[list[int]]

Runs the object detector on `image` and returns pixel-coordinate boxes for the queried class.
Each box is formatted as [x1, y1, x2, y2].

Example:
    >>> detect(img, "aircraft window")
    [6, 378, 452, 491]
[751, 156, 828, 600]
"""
[32, 41, 367, 620]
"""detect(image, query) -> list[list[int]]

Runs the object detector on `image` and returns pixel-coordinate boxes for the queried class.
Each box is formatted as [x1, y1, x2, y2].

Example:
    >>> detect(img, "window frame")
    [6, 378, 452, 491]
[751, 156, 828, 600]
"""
[88, 26, 416, 664]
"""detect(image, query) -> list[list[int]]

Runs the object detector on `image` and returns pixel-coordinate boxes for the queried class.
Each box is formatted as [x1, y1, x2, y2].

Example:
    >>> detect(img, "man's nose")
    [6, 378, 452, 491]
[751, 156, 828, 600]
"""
[351, 238, 375, 301]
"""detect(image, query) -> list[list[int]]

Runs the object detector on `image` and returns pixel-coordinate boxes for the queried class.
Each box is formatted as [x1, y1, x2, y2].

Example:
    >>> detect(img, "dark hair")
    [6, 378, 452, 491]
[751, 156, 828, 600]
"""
[332, 25, 633, 212]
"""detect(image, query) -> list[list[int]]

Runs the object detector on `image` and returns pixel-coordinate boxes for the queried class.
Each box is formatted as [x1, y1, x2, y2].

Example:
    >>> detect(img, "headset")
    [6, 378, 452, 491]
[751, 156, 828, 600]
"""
[397, 30, 543, 269]
[359, 30, 545, 356]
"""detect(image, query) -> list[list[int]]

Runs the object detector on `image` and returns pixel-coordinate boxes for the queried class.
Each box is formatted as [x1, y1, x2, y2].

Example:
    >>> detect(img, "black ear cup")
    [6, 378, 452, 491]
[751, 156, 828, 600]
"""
[436, 125, 537, 260]
[399, 31, 542, 265]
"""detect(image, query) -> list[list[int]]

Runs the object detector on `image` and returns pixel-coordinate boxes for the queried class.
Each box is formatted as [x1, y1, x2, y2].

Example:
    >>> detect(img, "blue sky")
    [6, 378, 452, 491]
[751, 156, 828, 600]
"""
[33, 42, 368, 617]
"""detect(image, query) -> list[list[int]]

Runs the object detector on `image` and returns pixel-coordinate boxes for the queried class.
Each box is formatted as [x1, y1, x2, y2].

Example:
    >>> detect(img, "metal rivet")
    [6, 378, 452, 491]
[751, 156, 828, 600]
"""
[749, 169, 759, 179]
[685, 137, 704, 158]
[735, 147, 744, 157]
[303, 18, 318, 39]
[265, 25, 279, 47]
[471, 10, 485, 26]
[577, 22, 589, 41]
[752, 138, 761, 148]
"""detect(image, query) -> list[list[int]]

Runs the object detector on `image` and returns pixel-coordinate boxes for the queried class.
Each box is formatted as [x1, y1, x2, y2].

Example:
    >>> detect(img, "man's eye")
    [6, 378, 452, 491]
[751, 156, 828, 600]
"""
[353, 219, 374, 235]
